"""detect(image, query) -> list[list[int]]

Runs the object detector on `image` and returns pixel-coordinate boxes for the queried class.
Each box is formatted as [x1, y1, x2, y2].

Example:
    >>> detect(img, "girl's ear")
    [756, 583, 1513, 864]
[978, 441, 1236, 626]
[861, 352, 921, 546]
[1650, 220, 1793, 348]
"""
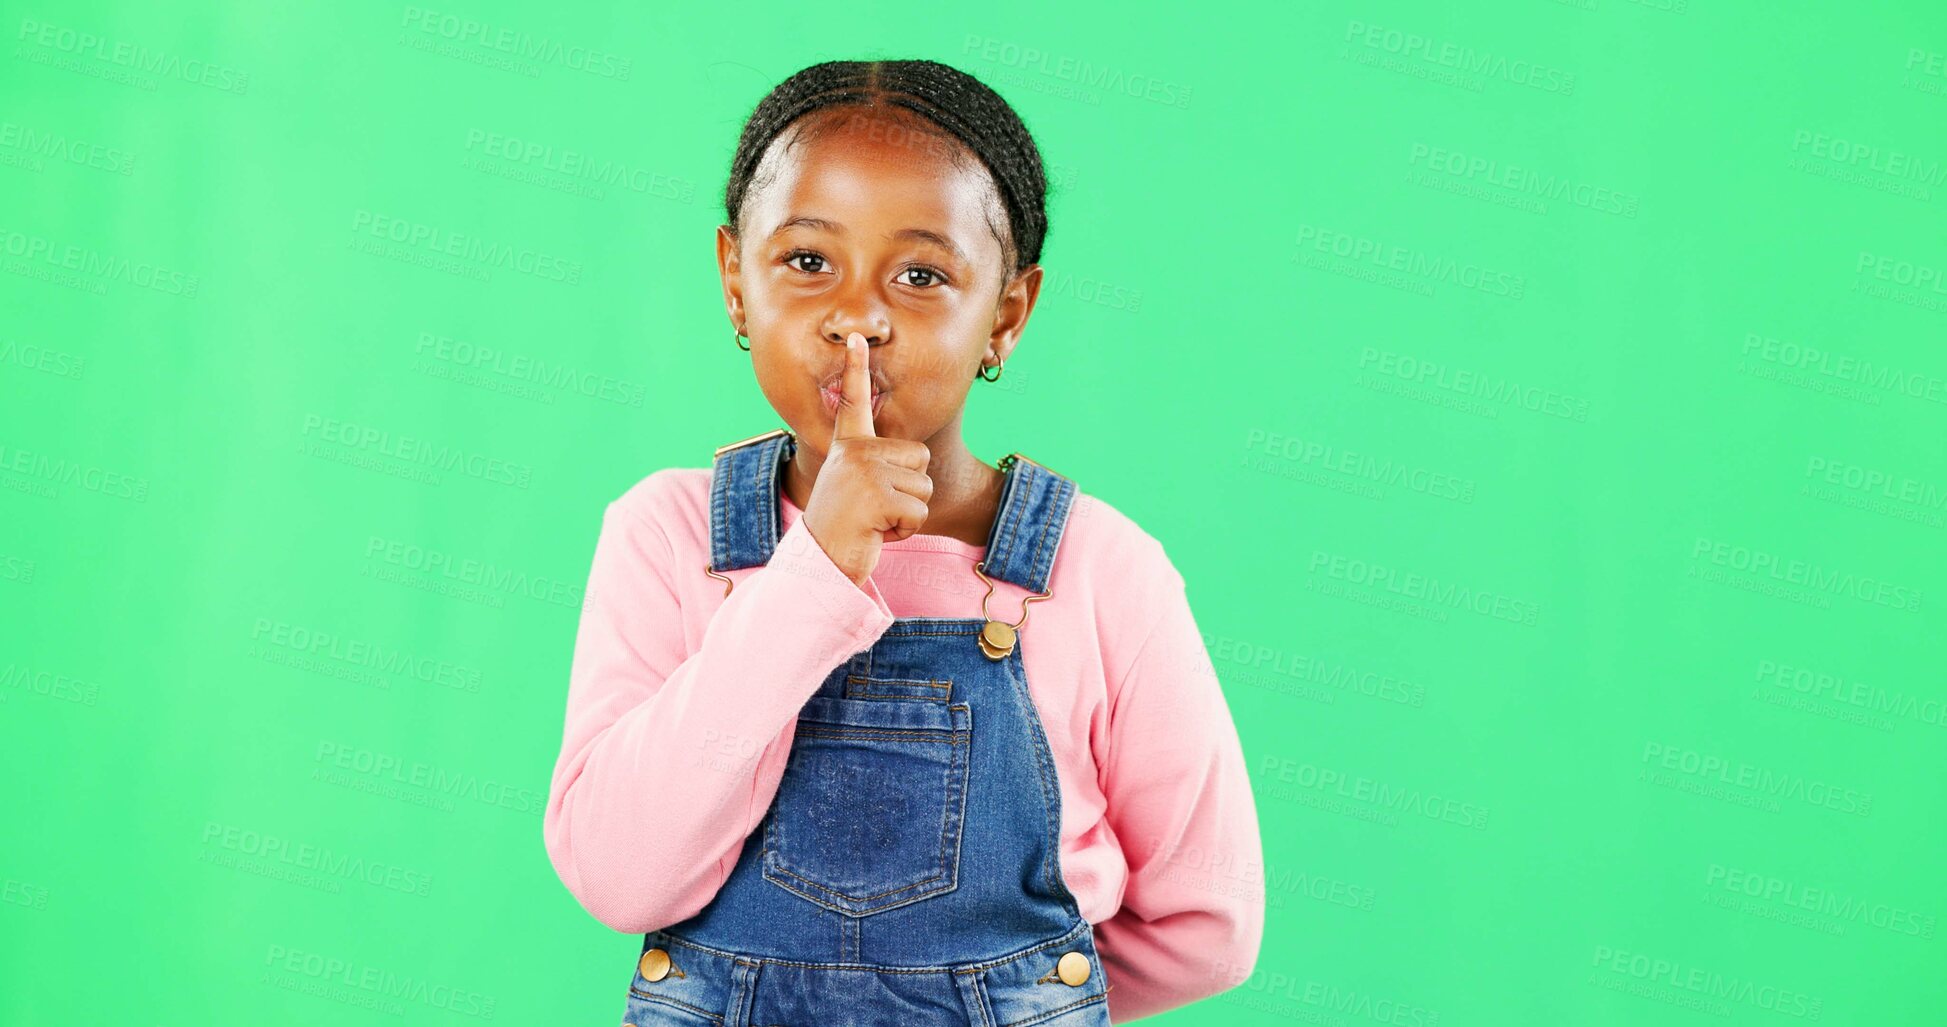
[987, 264, 1043, 364]
[717, 225, 746, 330]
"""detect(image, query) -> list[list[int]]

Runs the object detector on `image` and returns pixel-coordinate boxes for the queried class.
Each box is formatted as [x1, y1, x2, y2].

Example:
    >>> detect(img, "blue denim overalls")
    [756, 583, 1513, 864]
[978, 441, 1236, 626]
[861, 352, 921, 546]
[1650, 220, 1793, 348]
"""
[620, 428, 1114, 1027]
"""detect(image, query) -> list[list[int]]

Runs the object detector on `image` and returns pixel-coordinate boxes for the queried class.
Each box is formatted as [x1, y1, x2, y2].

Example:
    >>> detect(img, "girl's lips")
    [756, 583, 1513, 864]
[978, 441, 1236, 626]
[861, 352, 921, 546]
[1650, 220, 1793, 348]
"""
[820, 384, 886, 418]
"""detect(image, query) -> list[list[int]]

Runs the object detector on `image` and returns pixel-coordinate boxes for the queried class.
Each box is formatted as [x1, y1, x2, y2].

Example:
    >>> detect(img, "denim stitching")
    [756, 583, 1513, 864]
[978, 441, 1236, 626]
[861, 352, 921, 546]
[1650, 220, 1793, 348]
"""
[709, 450, 729, 573]
[1022, 477, 1072, 595]
[967, 972, 998, 1027]
[626, 988, 724, 1022]
[799, 695, 958, 727]
[1004, 638, 1071, 903]
[995, 461, 1031, 583]
[1012, 463, 1045, 590]
[761, 705, 972, 912]
[653, 931, 1093, 977]
[844, 676, 951, 688]
[843, 674, 953, 702]
[999, 991, 1107, 1027]
[759, 862, 955, 914]
[758, 434, 785, 564]
[793, 727, 966, 742]
[949, 919, 1092, 972]
[654, 920, 1089, 973]
[877, 617, 987, 635]
[985, 459, 1020, 575]
[847, 687, 949, 702]
[736, 961, 758, 1027]
[765, 730, 962, 905]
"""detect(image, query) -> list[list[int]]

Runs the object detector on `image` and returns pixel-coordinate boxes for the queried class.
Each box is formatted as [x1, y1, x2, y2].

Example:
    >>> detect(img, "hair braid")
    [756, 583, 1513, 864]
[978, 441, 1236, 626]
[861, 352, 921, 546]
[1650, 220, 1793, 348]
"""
[724, 59, 1049, 275]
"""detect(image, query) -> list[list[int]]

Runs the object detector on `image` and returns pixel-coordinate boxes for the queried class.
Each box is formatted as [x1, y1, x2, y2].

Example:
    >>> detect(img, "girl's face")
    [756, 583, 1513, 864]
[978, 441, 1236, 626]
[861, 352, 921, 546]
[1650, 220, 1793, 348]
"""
[717, 107, 1041, 454]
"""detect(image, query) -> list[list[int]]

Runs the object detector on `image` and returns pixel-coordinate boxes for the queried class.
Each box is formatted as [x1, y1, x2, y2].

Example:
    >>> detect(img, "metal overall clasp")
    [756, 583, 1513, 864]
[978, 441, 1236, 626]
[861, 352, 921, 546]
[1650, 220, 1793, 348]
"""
[972, 560, 1052, 661]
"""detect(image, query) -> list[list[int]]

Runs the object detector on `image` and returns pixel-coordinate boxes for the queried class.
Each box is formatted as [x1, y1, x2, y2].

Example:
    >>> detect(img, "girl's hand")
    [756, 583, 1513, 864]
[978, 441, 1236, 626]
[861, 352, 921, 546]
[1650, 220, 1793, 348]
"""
[800, 332, 933, 587]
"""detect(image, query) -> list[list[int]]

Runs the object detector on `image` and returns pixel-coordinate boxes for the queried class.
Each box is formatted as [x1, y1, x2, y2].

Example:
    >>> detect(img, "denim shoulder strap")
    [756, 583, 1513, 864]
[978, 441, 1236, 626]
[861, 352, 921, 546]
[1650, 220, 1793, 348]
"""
[708, 428, 796, 573]
[978, 453, 1079, 596]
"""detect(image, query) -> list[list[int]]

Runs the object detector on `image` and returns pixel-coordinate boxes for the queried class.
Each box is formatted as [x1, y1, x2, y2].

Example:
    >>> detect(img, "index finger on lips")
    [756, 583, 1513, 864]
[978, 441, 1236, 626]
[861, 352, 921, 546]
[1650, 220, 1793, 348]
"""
[832, 332, 876, 443]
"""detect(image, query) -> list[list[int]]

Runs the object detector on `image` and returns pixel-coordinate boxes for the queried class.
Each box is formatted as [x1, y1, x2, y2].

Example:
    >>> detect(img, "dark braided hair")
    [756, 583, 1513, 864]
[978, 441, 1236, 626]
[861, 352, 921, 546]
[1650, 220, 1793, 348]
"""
[723, 60, 1050, 279]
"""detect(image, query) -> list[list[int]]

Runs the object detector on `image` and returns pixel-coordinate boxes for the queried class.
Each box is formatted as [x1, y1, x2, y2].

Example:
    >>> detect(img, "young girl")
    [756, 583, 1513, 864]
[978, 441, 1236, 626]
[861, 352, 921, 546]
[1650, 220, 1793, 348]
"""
[545, 59, 1264, 1025]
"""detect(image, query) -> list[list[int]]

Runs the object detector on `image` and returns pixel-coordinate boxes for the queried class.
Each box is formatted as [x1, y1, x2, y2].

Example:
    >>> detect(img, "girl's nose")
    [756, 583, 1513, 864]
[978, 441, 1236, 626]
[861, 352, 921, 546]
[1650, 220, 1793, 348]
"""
[821, 278, 891, 346]
[823, 318, 888, 347]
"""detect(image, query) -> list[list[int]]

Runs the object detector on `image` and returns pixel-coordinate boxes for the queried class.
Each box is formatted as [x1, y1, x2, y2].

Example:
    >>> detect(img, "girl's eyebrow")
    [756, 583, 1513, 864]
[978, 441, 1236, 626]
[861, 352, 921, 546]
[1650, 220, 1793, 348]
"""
[771, 215, 968, 264]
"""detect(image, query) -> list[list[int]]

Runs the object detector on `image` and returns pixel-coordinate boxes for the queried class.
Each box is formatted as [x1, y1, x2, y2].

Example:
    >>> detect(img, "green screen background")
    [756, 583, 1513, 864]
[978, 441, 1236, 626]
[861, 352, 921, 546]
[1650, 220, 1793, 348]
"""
[4, 1, 1944, 1023]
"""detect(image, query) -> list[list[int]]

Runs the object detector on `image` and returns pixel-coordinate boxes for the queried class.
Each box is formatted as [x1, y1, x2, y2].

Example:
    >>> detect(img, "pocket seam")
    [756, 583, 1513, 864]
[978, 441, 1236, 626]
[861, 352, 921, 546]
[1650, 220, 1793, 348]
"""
[761, 702, 973, 915]
[794, 726, 967, 743]
[625, 987, 724, 1024]
[845, 673, 953, 701]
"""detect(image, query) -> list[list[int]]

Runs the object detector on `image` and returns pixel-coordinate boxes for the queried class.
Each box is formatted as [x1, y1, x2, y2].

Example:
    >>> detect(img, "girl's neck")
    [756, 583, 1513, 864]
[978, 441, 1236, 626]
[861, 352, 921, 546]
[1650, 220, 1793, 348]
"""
[783, 430, 1005, 550]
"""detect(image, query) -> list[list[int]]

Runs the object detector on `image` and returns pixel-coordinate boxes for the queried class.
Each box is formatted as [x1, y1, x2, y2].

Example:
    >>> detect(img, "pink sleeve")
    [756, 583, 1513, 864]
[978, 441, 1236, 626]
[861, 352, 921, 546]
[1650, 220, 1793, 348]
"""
[1094, 567, 1266, 1022]
[544, 488, 897, 933]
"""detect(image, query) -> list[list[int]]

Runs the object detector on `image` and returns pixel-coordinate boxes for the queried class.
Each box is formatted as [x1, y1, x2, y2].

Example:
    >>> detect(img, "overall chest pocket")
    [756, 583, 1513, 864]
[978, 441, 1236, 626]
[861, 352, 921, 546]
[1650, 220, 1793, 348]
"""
[761, 694, 973, 916]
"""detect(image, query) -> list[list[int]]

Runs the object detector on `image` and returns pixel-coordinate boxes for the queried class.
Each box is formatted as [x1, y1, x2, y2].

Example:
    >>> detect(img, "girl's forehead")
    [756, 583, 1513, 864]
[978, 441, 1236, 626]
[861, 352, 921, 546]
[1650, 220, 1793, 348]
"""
[751, 118, 1003, 254]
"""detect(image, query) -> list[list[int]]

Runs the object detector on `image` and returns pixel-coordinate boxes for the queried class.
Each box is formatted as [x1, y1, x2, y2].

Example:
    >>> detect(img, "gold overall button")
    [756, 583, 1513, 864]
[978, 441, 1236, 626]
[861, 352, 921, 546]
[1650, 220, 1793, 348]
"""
[1056, 951, 1091, 987]
[638, 948, 672, 983]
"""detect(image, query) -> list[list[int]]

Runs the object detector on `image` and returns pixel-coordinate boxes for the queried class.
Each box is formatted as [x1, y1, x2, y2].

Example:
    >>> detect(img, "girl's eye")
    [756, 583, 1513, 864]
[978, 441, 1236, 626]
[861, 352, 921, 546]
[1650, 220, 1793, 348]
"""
[782, 250, 948, 289]
[900, 266, 947, 288]
[784, 250, 829, 274]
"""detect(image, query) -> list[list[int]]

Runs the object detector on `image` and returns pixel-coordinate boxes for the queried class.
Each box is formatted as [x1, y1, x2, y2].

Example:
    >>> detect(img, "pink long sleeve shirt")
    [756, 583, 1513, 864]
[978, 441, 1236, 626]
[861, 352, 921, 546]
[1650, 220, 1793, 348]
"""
[545, 463, 1265, 1022]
